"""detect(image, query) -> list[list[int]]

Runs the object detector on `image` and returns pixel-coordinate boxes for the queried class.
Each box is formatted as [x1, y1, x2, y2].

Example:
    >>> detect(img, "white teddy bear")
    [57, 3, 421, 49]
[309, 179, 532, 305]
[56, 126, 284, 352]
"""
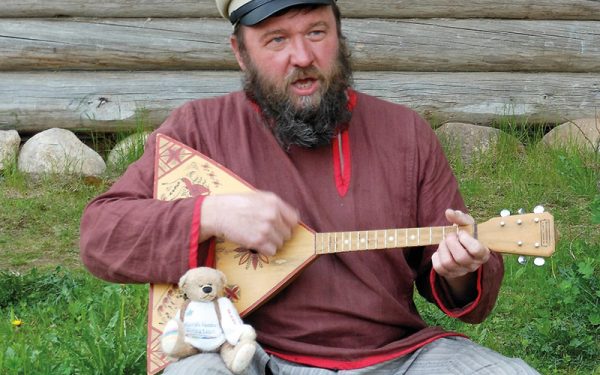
[160, 267, 257, 374]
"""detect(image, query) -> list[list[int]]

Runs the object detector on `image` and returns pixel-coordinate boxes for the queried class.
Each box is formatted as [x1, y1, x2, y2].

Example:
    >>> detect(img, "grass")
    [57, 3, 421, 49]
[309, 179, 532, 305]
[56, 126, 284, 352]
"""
[0, 267, 147, 374]
[1, 121, 599, 374]
[417, 122, 600, 374]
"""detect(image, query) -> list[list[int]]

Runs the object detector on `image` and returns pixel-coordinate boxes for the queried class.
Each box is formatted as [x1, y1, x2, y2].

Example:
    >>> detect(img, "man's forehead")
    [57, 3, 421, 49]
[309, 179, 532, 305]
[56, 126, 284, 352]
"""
[247, 8, 332, 36]
[215, 0, 335, 26]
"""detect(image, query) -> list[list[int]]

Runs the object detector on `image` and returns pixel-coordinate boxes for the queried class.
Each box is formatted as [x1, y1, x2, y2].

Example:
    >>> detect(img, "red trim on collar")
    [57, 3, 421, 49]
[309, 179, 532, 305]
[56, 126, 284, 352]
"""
[347, 89, 357, 111]
[330, 89, 356, 197]
[332, 130, 351, 197]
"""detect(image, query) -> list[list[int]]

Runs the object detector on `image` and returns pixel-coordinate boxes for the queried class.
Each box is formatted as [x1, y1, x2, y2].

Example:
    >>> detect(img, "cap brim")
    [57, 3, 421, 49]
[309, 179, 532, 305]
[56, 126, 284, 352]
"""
[232, 0, 333, 26]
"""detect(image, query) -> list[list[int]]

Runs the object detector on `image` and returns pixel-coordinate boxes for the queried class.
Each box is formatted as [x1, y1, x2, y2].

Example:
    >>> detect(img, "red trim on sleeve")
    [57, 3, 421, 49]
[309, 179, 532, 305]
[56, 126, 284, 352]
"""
[430, 266, 484, 318]
[266, 332, 465, 370]
[188, 195, 206, 269]
[204, 240, 217, 268]
[332, 130, 351, 197]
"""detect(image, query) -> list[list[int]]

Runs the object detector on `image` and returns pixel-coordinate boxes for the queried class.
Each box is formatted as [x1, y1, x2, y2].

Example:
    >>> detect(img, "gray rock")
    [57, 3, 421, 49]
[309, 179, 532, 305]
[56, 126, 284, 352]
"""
[435, 122, 519, 163]
[18, 128, 106, 176]
[0, 130, 20, 170]
[107, 131, 150, 167]
[542, 118, 600, 152]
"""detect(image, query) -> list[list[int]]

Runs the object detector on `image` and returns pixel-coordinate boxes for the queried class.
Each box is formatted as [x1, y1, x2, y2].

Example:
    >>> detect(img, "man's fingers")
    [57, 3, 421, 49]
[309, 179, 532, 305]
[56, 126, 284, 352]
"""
[444, 208, 474, 226]
[458, 231, 490, 262]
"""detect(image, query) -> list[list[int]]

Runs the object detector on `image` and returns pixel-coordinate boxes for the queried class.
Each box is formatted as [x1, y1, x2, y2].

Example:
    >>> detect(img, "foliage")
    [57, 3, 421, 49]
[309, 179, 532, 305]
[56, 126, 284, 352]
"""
[416, 124, 600, 374]
[0, 268, 147, 375]
[1, 119, 599, 374]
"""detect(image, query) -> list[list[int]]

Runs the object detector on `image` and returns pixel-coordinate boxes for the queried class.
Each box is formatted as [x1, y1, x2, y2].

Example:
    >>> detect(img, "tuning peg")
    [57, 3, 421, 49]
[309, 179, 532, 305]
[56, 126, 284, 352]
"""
[533, 257, 546, 266]
[500, 209, 511, 217]
[533, 205, 545, 214]
[517, 208, 525, 214]
[517, 256, 528, 265]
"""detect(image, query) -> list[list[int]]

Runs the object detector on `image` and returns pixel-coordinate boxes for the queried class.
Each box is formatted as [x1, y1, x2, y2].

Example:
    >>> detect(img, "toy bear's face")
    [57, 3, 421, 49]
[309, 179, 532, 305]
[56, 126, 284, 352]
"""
[178, 267, 227, 302]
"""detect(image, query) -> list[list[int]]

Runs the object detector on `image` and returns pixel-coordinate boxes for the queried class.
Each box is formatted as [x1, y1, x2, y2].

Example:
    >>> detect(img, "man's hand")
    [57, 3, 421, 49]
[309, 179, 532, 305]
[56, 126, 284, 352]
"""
[431, 209, 491, 303]
[200, 192, 299, 256]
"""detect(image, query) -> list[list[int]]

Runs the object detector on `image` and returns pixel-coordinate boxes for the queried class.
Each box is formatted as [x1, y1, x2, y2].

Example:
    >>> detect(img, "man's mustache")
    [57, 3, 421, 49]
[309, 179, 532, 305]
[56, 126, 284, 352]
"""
[285, 66, 324, 86]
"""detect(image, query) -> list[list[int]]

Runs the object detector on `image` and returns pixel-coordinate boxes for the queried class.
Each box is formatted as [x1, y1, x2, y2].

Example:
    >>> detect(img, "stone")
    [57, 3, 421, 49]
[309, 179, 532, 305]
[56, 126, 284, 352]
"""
[435, 122, 520, 163]
[542, 117, 600, 152]
[0, 130, 20, 170]
[18, 128, 106, 176]
[107, 131, 150, 167]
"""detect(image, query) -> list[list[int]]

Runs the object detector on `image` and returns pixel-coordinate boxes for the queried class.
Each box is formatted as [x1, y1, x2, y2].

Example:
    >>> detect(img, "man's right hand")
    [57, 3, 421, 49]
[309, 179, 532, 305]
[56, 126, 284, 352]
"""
[200, 191, 299, 256]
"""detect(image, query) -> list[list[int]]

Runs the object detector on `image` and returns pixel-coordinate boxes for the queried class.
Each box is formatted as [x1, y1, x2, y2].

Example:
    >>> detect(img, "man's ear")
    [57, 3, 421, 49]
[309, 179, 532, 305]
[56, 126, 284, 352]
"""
[230, 34, 247, 71]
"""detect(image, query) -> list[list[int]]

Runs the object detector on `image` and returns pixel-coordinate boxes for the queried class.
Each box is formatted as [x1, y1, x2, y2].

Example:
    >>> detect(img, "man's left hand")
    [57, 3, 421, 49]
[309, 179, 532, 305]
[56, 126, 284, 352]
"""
[431, 209, 491, 303]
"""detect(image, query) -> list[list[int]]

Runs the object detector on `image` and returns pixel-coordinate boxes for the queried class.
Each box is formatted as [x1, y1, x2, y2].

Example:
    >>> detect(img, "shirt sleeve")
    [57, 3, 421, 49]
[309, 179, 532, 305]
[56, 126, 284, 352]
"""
[411, 113, 504, 323]
[79, 103, 212, 284]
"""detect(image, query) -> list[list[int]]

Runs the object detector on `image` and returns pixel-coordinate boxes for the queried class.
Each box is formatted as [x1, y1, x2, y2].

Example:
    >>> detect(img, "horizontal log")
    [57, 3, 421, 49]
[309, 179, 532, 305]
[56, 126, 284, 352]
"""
[1, 71, 598, 132]
[2, 0, 600, 20]
[1, 18, 599, 72]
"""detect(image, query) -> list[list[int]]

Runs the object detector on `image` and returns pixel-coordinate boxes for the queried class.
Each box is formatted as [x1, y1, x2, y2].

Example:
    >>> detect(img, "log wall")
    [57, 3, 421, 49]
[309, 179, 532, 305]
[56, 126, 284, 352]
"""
[1, 0, 599, 132]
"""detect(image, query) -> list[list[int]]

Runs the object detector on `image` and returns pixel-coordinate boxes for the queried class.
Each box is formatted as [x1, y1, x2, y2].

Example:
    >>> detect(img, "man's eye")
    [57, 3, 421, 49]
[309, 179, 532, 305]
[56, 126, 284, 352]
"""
[308, 30, 326, 40]
[270, 36, 285, 44]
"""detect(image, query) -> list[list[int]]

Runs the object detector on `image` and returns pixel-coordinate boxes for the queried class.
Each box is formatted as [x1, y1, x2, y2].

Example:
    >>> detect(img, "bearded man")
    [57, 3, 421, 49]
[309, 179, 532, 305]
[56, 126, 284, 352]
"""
[80, 0, 539, 373]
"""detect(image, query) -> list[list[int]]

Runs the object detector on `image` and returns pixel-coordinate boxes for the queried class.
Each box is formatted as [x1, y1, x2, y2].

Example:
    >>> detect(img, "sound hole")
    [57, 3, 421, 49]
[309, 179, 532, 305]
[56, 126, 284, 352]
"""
[249, 249, 258, 254]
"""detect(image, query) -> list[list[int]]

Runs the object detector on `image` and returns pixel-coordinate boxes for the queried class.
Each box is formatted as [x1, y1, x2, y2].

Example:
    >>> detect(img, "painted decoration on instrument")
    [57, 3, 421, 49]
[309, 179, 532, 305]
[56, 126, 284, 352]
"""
[234, 247, 270, 270]
[148, 133, 279, 374]
[224, 284, 241, 302]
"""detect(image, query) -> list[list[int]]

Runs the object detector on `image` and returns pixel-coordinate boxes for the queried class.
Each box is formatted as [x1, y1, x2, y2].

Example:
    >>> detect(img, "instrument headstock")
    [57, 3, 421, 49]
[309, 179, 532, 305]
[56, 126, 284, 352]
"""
[477, 206, 556, 262]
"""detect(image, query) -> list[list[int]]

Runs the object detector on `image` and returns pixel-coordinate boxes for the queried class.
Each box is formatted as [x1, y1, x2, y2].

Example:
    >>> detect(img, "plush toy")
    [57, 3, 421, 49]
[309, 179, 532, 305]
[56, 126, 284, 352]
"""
[160, 267, 257, 374]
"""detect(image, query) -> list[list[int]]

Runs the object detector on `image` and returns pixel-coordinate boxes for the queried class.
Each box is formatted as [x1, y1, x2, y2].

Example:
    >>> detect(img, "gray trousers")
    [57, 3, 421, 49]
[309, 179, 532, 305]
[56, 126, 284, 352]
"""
[163, 336, 539, 375]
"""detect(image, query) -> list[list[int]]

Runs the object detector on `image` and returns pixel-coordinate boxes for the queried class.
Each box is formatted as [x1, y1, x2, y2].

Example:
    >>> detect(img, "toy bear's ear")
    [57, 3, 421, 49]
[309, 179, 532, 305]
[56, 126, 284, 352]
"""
[178, 272, 189, 290]
[217, 269, 227, 286]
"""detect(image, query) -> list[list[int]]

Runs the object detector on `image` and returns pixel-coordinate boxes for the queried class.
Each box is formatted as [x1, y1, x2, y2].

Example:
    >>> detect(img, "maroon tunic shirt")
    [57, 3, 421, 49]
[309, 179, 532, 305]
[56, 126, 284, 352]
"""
[80, 91, 503, 369]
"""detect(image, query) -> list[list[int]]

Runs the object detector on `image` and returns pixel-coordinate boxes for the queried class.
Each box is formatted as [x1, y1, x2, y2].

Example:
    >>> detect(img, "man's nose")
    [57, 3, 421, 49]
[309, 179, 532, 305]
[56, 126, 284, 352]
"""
[289, 37, 314, 68]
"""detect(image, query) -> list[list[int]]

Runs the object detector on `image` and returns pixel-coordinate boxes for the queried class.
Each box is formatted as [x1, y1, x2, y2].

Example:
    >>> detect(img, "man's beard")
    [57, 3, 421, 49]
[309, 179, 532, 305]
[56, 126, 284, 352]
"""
[242, 42, 353, 149]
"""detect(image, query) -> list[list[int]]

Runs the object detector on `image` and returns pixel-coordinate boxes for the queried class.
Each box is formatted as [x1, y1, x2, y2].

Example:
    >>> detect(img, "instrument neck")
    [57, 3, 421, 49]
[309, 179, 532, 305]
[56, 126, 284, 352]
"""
[314, 224, 475, 254]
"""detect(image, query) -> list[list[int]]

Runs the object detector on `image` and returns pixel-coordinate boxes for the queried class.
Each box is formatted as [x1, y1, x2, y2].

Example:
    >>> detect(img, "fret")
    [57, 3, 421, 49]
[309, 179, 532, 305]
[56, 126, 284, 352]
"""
[417, 228, 420, 245]
[320, 233, 324, 254]
[429, 227, 432, 245]
[405, 228, 408, 246]
[335, 232, 338, 253]
[395, 229, 399, 247]
[384, 230, 390, 248]
[371, 230, 377, 249]
[385, 229, 395, 249]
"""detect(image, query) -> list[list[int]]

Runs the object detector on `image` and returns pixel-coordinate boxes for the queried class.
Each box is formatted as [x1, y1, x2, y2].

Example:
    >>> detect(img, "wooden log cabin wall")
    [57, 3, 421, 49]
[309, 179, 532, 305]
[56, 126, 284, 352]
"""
[1, 0, 599, 133]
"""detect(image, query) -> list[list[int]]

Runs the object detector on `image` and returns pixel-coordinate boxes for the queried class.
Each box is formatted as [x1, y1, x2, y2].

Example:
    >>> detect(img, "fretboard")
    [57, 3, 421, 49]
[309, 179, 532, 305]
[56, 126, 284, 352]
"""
[314, 224, 475, 254]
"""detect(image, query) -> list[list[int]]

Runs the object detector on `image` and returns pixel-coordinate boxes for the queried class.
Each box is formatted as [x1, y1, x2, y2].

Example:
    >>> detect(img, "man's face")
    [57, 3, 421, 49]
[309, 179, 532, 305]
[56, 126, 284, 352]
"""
[232, 5, 342, 111]
[230, 5, 353, 148]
